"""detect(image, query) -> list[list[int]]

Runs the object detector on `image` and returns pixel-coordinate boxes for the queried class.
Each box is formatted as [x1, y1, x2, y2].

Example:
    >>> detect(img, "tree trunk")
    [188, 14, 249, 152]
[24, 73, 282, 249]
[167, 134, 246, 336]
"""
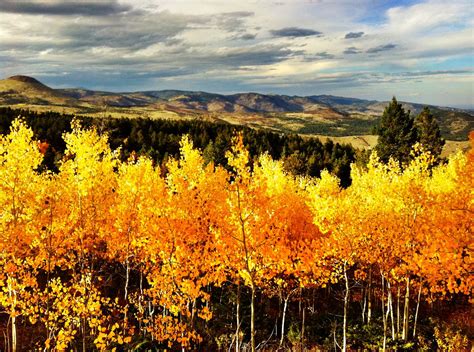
[236, 184, 255, 352]
[361, 286, 366, 324]
[402, 278, 410, 341]
[139, 269, 144, 336]
[235, 283, 240, 352]
[11, 315, 16, 352]
[250, 283, 256, 352]
[413, 283, 422, 339]
[280, 296, 289, 347]
[387, 280, 395, 341]
[4, 329, 10, 352]
[301, 302, 305, 352]
[124, 258, 130, 302]
[8, 282, 17, 352]
[343, 262, 349, 352]
[381, 274, 387, 352]
[82, 317, 86, 352]
[367, 267, 372, 325]
[397, 286, 400, 339]
[190, 299, 196, 326]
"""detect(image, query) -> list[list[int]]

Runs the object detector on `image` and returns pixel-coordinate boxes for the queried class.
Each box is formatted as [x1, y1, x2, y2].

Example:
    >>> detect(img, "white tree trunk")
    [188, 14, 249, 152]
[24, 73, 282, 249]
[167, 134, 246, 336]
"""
[280, 296, 289, 347]
[402, 278, 410, 341]
[342, 262, 349, 352]
[413, 283, 422, 339]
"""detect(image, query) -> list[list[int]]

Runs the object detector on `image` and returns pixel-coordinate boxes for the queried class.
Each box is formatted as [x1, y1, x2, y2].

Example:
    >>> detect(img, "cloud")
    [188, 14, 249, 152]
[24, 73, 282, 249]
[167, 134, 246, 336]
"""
[398, 69, 473, 78]
[343, 47, 361, 54]
[270, 27, 323, 38]
[314, 52, 335, 59]
[214, 11, 254, 32]
[366, 43, 397, 54]
[57, 11, 197, 50]
[344, 31, 364, 39]
[235, 33, 257, 40]
[303, 52, 335, 61]
[210, 45, 298, 67]
[246, 69, 474, 89]
[0, 10, 210, 53]
[385, 1, 472, 34]
[0, 0, 131, 16]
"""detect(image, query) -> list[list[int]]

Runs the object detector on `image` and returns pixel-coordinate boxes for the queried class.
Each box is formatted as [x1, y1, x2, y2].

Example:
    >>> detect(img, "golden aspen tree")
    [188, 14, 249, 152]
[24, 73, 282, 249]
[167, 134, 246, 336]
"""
[214, 135, 318, 352]
[56, 120, 118, 351]
[308, 169, 360, 352]
[0, 119, 44, 352]
[142, 136, 227, 348]
[252, 154, 323, 347]
[410, 136, 473, 300]
[108, 155, 158, 343]
[217, 134, 267, 352]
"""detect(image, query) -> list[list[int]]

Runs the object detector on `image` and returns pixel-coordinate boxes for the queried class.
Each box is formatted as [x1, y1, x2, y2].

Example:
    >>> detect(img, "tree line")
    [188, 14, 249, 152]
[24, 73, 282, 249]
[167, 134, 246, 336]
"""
[0, 97, 446, 186]
[0, 107, 356, 186]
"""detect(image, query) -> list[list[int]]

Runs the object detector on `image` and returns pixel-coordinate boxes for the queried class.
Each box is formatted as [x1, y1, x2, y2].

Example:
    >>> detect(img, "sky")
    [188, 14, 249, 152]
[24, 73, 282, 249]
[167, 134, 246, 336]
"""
[0, 0, 473, 108]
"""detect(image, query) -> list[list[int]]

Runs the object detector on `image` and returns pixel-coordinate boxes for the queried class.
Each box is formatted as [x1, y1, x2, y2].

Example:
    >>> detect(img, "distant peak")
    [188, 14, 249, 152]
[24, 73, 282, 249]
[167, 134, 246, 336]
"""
[7, 75, 44, 85]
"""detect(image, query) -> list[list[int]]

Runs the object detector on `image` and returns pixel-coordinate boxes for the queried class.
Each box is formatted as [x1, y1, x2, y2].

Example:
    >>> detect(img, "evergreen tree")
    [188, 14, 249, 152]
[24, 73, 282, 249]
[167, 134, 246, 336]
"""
[415, 107, 445, 161]
[375, 97, 418, 163]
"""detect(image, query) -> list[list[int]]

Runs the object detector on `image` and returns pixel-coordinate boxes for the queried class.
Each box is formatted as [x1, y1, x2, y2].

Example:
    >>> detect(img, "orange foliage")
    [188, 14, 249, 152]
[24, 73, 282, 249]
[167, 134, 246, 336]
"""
[0, 119, 471, 350]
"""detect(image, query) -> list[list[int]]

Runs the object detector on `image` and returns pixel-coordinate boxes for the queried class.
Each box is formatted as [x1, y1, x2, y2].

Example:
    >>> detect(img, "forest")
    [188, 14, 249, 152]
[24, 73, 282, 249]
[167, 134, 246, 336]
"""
[0, 107, 356, 187]
[0, 113, 472, 351]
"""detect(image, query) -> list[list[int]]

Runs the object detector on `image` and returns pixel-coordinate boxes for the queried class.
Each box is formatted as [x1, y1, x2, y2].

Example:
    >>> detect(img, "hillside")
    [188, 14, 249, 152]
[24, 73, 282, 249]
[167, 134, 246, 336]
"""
[0, 75, 472, 143]
[0, 75, 75, 106]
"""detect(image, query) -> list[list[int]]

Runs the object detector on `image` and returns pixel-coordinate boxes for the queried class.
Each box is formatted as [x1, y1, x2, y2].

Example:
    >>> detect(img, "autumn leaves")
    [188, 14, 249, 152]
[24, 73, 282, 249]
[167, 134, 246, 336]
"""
[0, 119, 472, 351]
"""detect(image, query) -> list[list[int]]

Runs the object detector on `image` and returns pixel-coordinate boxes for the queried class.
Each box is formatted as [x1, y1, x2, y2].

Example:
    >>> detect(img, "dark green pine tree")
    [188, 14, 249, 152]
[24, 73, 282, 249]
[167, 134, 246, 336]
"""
[375, 97, 418, 164]
[415, 107, 445, 161]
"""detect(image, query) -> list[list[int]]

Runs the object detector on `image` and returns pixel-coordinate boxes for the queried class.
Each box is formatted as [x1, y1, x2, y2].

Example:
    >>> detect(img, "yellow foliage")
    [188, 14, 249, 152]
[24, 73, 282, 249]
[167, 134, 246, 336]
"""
[0, 118, 472, 350]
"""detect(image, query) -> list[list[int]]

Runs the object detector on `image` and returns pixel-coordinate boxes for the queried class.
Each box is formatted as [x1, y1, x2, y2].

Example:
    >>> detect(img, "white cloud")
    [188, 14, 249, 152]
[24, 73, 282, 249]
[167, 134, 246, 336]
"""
[385, 0, 472, 34]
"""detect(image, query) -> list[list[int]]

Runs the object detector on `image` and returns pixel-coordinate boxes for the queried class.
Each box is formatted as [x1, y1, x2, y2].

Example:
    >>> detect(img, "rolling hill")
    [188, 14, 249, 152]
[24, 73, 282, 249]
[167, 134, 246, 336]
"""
[0, 75, 76, 106]
[0, 75, 472, 149]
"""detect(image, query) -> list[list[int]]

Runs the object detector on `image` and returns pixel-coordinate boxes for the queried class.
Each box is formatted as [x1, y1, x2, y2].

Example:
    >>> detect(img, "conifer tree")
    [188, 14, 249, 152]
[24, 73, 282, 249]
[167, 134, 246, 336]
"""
[375, 97, 418, 164]
[415, 107, 445, 161]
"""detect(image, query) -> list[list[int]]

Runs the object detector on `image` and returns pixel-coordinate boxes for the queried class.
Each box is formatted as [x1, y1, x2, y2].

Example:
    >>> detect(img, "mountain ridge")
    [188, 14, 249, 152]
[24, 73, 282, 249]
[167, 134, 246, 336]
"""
[0, 75, 472, 142]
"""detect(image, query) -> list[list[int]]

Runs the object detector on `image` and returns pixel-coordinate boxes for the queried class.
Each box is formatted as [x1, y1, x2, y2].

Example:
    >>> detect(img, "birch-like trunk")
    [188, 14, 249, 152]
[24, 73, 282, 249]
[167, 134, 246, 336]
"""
[402, 278, 410, 341]
[11, 316, 16, 352]
[250, 284, 256, 352]
[280, 296, 289, 347]
[361, 286, 366, 324]
[367, 267, 372, 325]
[381, 274, 387, 352]
[387, 280, 395, 341]
[342, 262, 349, 352]
[413, 283, 422, 339]
[8, 281, 17, 352]
[124, 258, 130, 302]
[397, 286, 400, 339]
[235, 283, 240, 352]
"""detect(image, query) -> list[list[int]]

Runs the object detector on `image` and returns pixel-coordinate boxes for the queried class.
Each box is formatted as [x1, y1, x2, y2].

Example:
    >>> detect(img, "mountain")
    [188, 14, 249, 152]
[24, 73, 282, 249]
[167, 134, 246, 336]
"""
[0, 75, 75, 106]
[0, 75, 472, 142]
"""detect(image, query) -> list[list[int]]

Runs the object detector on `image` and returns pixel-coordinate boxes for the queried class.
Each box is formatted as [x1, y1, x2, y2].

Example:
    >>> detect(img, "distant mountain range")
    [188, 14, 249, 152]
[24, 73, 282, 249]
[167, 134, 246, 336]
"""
[0, 75, 472, 143]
